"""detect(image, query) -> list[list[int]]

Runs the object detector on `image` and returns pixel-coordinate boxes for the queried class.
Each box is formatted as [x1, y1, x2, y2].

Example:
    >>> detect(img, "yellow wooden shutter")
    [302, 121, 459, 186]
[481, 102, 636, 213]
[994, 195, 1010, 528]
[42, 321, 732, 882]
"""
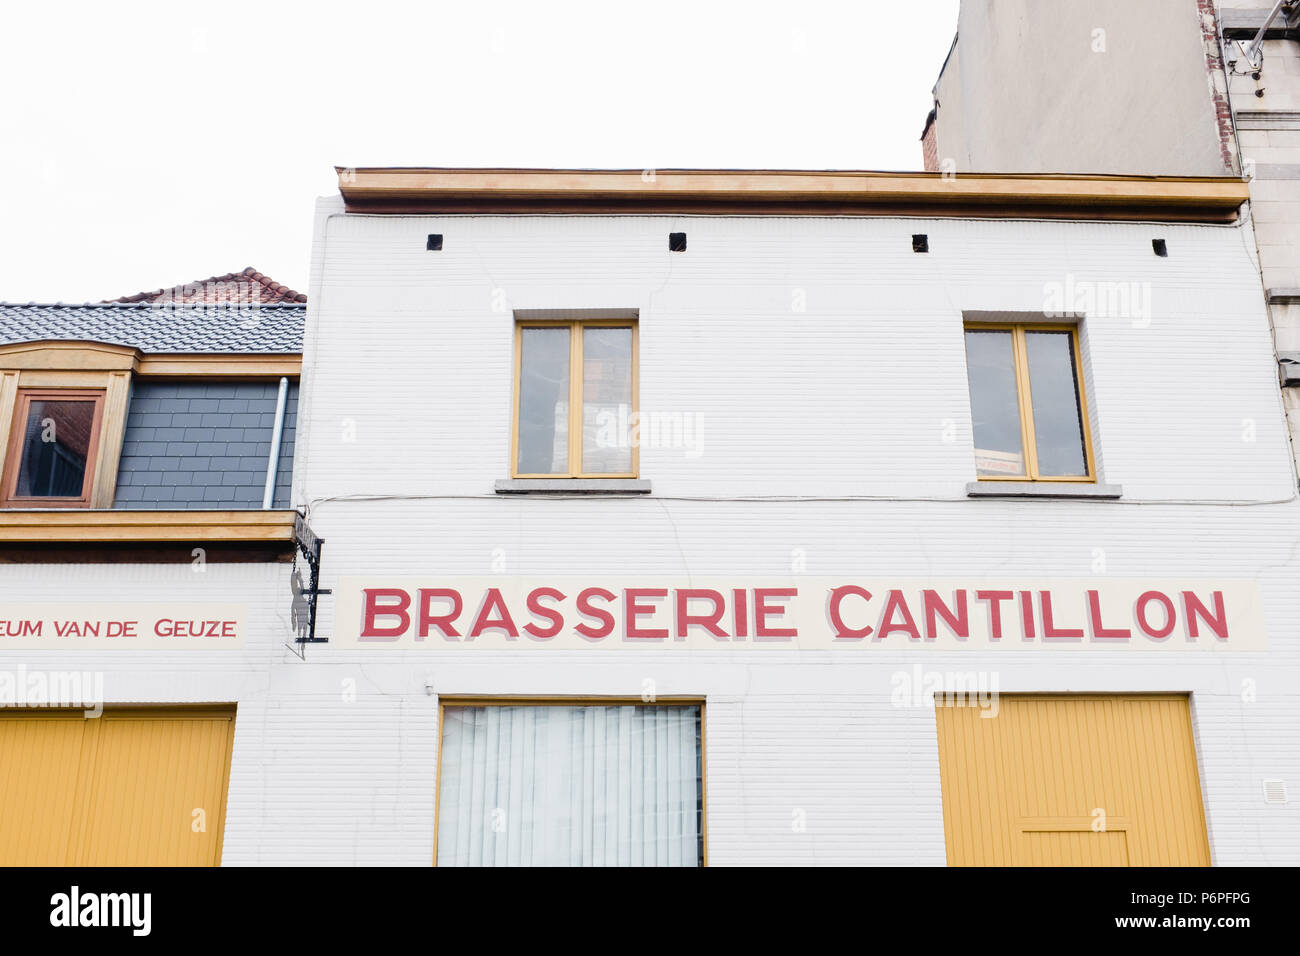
[0, 707, 235, 866]
[935, 695, 1210, 866]
[0, 712, 87, 865]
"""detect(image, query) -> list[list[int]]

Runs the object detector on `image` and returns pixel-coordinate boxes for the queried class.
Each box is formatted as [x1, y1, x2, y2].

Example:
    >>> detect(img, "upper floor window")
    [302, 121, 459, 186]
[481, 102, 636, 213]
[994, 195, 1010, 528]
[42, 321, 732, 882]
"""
[1, 388, 105, 508]
[964, 323, 1094, 481]
[513, 319, 638, 478]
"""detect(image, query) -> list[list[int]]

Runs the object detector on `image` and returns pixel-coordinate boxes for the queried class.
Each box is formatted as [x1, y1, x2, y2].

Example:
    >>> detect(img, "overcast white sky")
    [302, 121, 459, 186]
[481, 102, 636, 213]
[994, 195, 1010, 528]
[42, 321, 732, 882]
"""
[0, 0, 959, 304]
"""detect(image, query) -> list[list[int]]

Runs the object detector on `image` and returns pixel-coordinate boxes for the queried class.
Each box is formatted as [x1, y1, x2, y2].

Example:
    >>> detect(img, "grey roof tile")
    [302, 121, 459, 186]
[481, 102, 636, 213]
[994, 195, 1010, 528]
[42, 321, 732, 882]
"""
[0, 302, 303, 354]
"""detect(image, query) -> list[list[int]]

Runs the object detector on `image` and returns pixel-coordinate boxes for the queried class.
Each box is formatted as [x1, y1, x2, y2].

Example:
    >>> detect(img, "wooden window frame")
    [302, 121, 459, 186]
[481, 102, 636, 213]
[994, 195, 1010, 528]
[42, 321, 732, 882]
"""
[433, 696, 706, 867]
[511, 318, 639, 479]
[1, 387, 107, 509]
[965, 322, 1097, 482]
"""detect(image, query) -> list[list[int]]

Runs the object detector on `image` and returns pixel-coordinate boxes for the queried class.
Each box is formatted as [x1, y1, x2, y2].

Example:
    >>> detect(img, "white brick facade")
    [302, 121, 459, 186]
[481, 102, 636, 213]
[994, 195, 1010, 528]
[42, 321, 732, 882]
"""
[5, 205, 1297, 865]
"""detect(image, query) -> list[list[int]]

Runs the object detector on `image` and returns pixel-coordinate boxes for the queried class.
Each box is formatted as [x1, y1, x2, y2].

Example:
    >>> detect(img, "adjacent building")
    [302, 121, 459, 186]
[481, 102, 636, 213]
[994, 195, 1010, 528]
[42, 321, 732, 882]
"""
[0, 270, 303, 865]
[922, 0, 1238, 177]
[923, 0, 1300, 475]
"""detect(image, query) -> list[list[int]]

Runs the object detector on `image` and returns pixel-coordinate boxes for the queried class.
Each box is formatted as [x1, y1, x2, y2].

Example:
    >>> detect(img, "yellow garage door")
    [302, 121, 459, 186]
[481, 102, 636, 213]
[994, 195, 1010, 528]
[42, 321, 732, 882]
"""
[935, 695, 1210, 866]
[0, 707, 235, 866]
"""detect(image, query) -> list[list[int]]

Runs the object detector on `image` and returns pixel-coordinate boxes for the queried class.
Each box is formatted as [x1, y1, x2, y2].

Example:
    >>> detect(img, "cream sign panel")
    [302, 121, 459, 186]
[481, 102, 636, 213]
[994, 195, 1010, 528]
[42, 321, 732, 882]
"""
[334, 578, 1267, 651]
[0, 604, 247, 649]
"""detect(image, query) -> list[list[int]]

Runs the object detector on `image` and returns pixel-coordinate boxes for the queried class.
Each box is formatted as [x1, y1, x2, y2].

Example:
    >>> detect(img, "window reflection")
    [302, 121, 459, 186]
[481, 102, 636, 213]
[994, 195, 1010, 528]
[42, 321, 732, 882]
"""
[965, 330, 1026, 477]
[516, 327, 571, 475]
[1025, 331, 1088, 477]
[15, 400, 96, 498]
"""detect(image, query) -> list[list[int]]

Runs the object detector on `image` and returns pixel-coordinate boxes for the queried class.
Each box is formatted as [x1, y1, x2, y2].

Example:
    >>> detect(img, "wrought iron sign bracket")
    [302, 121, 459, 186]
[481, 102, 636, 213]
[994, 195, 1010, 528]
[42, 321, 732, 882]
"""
[292, 514, 331, 646]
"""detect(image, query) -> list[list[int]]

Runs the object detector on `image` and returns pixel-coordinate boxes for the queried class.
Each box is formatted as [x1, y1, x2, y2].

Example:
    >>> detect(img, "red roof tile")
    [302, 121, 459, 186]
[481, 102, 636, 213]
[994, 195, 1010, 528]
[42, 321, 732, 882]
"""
[107, 267, 307, 305]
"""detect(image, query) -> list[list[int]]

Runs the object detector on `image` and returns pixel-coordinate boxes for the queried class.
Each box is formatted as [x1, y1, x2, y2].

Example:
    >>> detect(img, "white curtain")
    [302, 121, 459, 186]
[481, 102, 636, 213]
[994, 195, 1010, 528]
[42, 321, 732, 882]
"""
[437, 705, 701, 867]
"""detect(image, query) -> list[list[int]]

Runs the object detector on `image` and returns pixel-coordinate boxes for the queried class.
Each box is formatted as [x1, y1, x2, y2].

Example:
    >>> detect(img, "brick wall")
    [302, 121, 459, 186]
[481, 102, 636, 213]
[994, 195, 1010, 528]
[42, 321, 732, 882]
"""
[921, 111, 939, 172]
[1198, 0, 1239, 173]
[113, 381, 296, 509]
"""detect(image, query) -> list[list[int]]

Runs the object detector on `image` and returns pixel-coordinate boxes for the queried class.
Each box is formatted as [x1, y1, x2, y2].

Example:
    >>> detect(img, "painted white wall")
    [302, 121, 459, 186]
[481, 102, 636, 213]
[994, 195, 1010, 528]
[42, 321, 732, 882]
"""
[285, 207, 1298, 865]
[296, 209, 1291, 502]
[4, 206, 1298, 866]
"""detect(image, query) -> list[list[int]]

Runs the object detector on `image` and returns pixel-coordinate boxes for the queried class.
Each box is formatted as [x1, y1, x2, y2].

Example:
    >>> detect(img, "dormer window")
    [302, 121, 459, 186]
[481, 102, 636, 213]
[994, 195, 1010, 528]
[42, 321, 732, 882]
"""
[1, 388, 105, 508]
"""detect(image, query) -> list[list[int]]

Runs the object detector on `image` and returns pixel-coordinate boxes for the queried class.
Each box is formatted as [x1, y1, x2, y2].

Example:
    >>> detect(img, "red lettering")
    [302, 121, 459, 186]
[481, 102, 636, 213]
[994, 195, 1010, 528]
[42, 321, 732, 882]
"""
[828, 586, 873, 639]
[675, 589, 728, 639]
[1135, 591, 1177, 639]
[1182, 590, 1228, 640]
[575, 587, 616, 640]
[524, 587, 566, 639]
[150, 619, 233, 639]
[877, 590, 920, 641]
[1040, 591, 1083, 640]
[1087, 590, 1130, 640]
[732, 588, 749, 639]
[417, 588, 463, 639]
[1019, 591, 1036, 639]
[360, 588, 412, 640]
[625, 588, 669, 639]
[754, 588, 797, 639]
[468, 588, 519, 639]
[923, 589, 969, 640]
[975, 590, 1013, 639]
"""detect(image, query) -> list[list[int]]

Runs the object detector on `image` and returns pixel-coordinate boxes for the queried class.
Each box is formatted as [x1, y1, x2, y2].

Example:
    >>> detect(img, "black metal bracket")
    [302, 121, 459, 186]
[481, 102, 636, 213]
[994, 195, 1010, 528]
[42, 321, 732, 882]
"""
[292, 514, 331, 645]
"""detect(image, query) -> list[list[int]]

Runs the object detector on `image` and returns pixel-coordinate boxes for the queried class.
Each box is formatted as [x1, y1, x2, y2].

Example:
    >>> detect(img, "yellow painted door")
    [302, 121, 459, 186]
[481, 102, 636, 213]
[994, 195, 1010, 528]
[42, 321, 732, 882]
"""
[935, 695, 1210, 866]
[0, 713, 87, 865]
[0, 707, 235, 866]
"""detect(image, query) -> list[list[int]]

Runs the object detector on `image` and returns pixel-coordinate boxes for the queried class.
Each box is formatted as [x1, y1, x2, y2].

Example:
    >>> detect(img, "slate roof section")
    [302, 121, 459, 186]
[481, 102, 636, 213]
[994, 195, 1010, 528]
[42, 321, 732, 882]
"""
[109, 267, 308, 305]
[0, 302, 304, 354]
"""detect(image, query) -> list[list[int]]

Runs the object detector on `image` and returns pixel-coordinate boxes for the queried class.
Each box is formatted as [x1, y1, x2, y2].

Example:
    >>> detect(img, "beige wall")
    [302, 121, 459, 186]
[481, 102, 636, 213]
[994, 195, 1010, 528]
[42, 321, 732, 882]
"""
[930, 0, 1232, 175]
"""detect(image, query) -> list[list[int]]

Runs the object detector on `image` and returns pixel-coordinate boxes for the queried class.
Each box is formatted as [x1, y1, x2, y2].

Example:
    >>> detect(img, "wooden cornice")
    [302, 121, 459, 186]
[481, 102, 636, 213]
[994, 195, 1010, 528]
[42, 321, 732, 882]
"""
[0, 509, 299, 544]
[0, 341, 300, 378]
[136, 353, 301, 378]
[336, 168, 1250, 223]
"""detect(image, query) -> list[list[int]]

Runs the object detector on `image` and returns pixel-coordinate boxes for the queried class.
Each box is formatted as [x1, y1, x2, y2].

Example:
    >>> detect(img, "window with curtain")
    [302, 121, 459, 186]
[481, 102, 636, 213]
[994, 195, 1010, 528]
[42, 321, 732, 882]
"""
[437, 703, 703, 867]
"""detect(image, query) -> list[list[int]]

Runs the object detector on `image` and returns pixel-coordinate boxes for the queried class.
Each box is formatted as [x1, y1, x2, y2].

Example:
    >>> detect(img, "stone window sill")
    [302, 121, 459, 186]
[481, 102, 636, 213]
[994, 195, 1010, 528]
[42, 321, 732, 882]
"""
[966, 481, 1122, 500]
[495, 479, 652, 495]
